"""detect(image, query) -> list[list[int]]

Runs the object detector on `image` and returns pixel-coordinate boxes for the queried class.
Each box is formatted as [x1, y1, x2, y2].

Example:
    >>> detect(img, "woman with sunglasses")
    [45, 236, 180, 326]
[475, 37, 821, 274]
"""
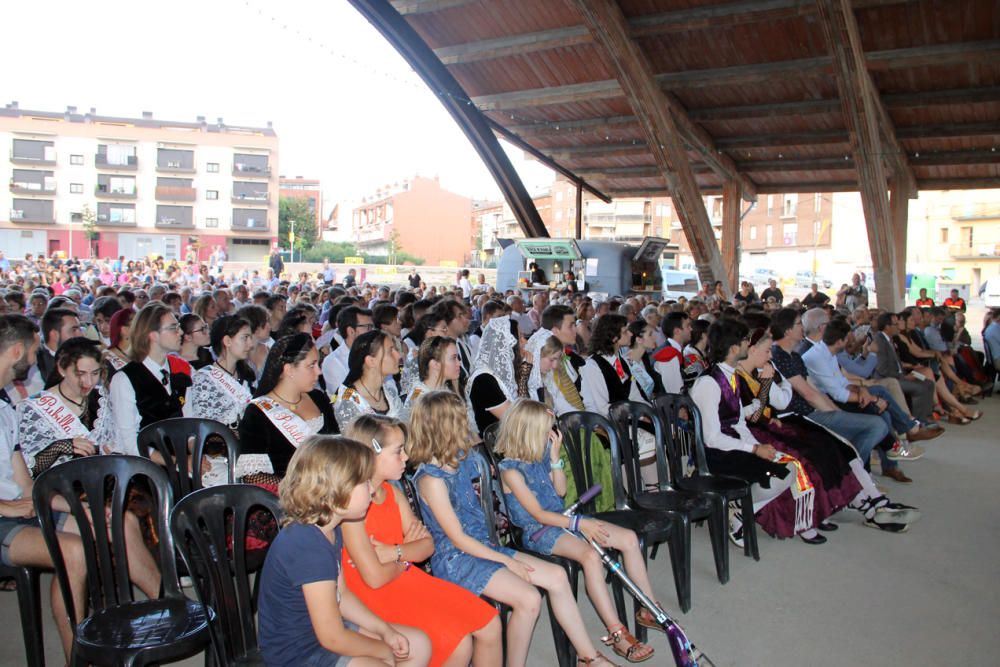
[237, 333, 336, 491]
[399, 336, 462, 421]
[334, 330, 403, 431]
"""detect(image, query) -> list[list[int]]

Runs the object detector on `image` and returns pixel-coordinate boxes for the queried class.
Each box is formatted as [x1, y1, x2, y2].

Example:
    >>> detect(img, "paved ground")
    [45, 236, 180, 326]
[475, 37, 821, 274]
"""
[2, 397, 998, 666]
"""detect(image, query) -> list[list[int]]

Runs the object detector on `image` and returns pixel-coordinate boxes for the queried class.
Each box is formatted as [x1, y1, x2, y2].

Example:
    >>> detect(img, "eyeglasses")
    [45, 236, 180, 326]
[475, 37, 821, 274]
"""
[189, 326, 208, 335]
[355, 323, 375, 332]
[159, 324, 181, 333]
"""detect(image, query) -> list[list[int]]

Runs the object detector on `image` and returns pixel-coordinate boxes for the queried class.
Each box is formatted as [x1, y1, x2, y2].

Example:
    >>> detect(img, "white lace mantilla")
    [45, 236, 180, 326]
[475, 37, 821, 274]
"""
[525, 328, 554, 397]
[185, 365, 253, 428]
[17, 387, 118, 472]
[465, 315, 518, 427]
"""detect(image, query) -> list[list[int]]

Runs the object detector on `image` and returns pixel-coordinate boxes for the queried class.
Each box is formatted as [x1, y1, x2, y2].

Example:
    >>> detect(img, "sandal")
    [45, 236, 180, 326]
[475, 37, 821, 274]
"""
[578, 651, 620, 666]
[635, 607, 665, 632]
[602, 624, 654, 663]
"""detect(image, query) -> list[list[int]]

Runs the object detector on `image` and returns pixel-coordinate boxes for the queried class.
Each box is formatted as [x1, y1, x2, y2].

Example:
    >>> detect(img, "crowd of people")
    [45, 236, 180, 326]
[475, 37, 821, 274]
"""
[0, 251, 996, 666]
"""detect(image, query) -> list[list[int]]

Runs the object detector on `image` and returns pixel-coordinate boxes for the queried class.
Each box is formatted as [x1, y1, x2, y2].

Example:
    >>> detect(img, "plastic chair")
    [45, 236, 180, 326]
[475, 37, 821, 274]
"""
[171, 484, 282, 667]
[468, 444, 577, 667]
[608, 400, 729, 611]
[32, 455, 211, 667]
[0, 563, 46, 667]
[137, 417, 240, 500]
[654, 394, 760, 561]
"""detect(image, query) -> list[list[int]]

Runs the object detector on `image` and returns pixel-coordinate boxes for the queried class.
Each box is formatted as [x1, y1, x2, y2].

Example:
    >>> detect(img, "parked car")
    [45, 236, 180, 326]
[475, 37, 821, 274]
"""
[794, 271, 833, 289]
[662, 269, 700, 300]
[982, 276, 1000, 308]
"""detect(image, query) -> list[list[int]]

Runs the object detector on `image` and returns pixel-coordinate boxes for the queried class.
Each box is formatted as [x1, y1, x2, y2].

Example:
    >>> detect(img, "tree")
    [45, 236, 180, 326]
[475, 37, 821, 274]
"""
[279, 197, 319, 256]
[81, 204, 99, 258]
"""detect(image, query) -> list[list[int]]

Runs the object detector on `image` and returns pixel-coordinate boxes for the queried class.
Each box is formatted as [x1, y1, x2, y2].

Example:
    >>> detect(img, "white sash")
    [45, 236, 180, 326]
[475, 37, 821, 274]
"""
[26, 391, 90, 440]
[204, 365, 252, 406]
[251, 397, 313, 448]
[107, 354, 128, 372]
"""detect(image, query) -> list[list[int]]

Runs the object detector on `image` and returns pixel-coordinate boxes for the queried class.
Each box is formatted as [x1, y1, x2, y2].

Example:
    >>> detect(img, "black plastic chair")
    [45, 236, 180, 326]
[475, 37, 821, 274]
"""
[32, 455, 211, 667]
[0, 563, 46, 667]
[137, 417, 240, 500]
[468, 444, 577, 667]
[654, 394, 760, 561]
[171, 484, 282, 667]
[609, 400, 729, 611]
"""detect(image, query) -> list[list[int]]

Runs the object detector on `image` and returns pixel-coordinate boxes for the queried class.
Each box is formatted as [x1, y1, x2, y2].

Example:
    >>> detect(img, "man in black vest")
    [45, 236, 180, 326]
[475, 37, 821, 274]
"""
[579, 313, 632, 417]
[109, 303, 186, 455]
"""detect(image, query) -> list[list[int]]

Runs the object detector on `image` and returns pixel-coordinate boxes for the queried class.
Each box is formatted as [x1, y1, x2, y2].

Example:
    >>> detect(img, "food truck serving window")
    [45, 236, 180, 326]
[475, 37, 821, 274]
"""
[514, 239, 582, 260]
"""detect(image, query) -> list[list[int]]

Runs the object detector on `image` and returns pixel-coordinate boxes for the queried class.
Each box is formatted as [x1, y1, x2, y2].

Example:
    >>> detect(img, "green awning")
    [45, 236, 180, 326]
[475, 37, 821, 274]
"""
[514, 238, 582, 260]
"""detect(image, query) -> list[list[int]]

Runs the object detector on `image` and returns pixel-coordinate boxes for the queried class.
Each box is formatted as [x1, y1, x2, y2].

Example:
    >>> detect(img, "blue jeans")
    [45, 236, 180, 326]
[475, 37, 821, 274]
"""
[866, 385, 919, 434]
[806, 409, 896, 471]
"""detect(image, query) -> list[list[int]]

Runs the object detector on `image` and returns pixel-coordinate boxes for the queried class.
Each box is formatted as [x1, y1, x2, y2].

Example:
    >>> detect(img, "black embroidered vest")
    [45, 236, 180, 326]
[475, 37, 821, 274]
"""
[591, 354, 631, 403]
[121, 362, 185, 429]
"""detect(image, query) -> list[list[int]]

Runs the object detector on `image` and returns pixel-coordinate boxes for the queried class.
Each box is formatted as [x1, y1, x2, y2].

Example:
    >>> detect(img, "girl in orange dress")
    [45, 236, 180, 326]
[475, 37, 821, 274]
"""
[343, 415, 502, 667]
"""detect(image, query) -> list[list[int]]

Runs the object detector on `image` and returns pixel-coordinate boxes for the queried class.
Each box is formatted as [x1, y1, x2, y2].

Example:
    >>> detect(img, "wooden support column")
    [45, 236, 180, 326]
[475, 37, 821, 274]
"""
[572, 0, 731, 293]
[889, 174, 909, 298]
[721, 180, 741, 292]
[816, 0, 900, 310]
[575, 184, 583, 240]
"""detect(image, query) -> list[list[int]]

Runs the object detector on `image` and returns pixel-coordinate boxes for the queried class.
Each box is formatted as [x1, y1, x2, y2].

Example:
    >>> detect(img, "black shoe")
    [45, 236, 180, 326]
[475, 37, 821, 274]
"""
[817, 521, 838, 532]
[799, 533, 828, 545]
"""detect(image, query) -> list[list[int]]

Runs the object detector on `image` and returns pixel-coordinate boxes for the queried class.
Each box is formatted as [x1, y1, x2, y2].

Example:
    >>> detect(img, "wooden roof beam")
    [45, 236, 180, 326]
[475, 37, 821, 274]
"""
[389, 0, 476, 15]
[570, 0, 734, 291]
[471, 41, 1000, 109]
[435, 0, 918, 64]
[815, 0, 900, 309]
[608, 177, 1000, 198]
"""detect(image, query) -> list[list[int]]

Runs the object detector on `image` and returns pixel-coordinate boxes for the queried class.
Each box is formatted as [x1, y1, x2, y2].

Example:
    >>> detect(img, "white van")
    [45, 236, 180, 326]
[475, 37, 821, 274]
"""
[982, 276, 1000, 308]
[662, 269, 700, 300]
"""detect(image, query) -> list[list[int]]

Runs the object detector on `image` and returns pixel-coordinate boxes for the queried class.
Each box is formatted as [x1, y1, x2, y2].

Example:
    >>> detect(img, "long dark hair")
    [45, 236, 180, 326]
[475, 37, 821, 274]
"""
[707, 318, 749, 365]
[344, 330, 391, 388]
[210, 315, 255, 382]
[273, 309, 310, 341]
[255, 333, 314, 397]
[46, 337, 105, 389]
[404, 313, 444, 347]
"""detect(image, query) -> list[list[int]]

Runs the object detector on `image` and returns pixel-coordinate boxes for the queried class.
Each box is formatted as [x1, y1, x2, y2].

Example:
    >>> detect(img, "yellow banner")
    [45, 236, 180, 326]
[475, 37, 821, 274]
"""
[344, 256, 365, 265]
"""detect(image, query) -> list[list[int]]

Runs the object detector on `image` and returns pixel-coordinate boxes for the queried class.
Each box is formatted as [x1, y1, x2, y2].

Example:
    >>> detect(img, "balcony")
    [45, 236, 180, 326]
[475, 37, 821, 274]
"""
[155, 217, 195, 230]
[95, 154, 138, 170]
[232, 164, 270, 178]
[9, 181, 56, 196]
[95, 214, 137, 228]
[951, 204, 1000, 222]
[10, 209, 55, 224]
[231, 194, 270, 206]
[949, 243, 1000, 259]
[232, 216, 269, 232]
[9, 152, 56, 166]
[155, 185, 197, 201]
[95, 185, 137, 200]
[156, 161, 196, 174]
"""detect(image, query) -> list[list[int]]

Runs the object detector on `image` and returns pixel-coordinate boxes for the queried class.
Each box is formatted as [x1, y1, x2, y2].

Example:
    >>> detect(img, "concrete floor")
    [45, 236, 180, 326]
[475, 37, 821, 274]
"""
[2, 397, 998, 666]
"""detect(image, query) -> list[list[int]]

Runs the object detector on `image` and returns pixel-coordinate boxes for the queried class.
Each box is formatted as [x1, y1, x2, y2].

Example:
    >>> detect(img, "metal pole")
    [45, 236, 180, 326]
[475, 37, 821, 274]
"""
[575, 184, 583, 240]
[291, 218, 295, 264]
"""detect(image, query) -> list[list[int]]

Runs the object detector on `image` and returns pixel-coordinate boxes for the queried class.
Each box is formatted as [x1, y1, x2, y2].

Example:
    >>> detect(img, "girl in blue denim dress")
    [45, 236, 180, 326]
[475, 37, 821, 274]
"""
[408, 390, 619, 667]
[496, 399, 662, 664]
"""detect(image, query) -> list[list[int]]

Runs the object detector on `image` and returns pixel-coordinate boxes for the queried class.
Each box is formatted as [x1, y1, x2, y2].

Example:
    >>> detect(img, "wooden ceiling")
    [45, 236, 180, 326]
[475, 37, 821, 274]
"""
[390, 0, 1000, 199]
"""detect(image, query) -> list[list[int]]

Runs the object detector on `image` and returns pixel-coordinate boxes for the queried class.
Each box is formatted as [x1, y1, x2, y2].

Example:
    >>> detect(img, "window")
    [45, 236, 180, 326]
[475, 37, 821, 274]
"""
[70, 154, 84, 165]
[766, 195, 773, 217]
[783, 222, 797, 245]
[940, 228, 949, 243]
[207, 162, 220, 173]
[814, 194, 822, 213]
[555, 210, 563, 222]
[71, 212, 83, 223]
[766, 224, 773, 246]
[70, 183, 84, 194]
[206, 190, 219, 200]
[555, 191, 563, 203]
[205, 217, 219, 228]
[782, 194, 798, 217]
[749, 226, 757, 240]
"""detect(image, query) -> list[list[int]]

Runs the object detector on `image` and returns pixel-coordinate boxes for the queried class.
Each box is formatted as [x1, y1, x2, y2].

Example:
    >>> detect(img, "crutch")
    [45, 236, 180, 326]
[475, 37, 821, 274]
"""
[533, 485, 715, 667]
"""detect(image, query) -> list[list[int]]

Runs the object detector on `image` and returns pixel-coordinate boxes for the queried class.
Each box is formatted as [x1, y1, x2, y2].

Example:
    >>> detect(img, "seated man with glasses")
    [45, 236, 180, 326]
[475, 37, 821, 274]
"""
[109, 303, 187, 455]
[320, 305, 374, 393]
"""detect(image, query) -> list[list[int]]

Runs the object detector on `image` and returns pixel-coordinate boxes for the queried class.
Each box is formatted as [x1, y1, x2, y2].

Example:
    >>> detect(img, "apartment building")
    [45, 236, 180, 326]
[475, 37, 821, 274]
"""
[279, 176, 323, 237]
[1, 102, 278, 262]
[351, 176, 473, 265]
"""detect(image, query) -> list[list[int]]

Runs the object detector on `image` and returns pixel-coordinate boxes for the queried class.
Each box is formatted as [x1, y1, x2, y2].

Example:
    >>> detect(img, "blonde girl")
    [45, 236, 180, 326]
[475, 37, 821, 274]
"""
[343, 416, 502, 667]
[409, 391, 618, 667]
[496, 400, 661, 664]
[258, 435, 431, 667]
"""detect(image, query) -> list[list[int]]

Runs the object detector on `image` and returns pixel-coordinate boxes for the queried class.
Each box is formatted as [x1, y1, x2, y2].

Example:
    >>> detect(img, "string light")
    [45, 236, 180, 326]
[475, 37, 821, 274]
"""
[238, 0, 999, 163]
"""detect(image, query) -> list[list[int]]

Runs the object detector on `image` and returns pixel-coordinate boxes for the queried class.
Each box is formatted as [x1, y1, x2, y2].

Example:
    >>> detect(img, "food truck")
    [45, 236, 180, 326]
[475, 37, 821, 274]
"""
[495, 237, 672, 298]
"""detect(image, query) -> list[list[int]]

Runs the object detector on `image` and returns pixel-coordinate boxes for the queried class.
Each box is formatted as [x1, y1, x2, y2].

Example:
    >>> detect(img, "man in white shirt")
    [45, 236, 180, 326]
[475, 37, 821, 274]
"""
[653, 311, 691, 394]
[109, 303, 186, 455]
[321, 306, 373, 392]
[458, 269, 473, 303]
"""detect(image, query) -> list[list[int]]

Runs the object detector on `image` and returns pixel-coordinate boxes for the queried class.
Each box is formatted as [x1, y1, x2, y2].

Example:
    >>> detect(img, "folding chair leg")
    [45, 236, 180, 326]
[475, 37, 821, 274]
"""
[741, 490, 760, 561]
[666, 516, 693, 613]
[13, 567, 44, 667]
[707, 497, 730, 584]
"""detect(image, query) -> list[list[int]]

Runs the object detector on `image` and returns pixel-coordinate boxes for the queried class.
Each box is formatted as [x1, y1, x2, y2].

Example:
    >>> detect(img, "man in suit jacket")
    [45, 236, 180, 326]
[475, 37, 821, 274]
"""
[871, 312, 935, 423]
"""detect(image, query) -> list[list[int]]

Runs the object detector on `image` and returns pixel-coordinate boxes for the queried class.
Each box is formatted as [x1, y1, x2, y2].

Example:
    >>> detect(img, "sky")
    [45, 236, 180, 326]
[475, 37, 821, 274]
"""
[2, 0, 554, 211]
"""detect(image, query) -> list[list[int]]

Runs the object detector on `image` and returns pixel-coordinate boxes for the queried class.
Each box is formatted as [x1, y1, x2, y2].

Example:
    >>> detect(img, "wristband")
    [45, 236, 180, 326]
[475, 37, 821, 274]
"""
[550, 459, 565, 470]
[395, 544, 403, 564]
